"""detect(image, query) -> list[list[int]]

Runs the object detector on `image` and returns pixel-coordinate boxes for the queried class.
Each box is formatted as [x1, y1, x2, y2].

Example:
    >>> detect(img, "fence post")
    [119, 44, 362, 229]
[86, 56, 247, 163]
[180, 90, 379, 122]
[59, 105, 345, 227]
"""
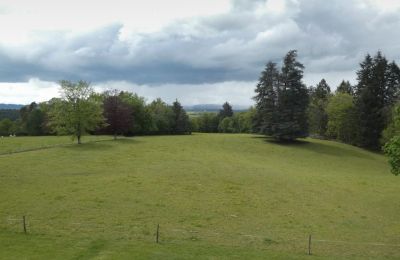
[308, 234, 312, 255]
[23, 216, 27, 234]
[156, 224, 159, 243]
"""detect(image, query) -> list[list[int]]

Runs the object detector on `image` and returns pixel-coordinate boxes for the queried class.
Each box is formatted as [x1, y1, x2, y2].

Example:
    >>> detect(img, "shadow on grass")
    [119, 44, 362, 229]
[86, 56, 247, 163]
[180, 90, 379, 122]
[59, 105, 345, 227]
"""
[66, 138, 142, 151]
[253, 135, 375, 159]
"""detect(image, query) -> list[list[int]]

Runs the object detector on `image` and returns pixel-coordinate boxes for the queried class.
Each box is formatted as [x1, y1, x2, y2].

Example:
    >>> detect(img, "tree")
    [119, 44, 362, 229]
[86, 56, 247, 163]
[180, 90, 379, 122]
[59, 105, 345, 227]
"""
[218, 117, 236, 133]
[253, 62, 279, 135]
[336, 80, 353, 95]
[218, 102, 233, 120]
[0, 118, 14, 136]
[49, 80, 104, 144]
[326, 93, 359, 144]
[103, 90, 133, 140]
[147, 98, 174, 134]
[355, 52, 390, 149]
[381, 103, 400, 145]
[171, 99, 190, 134]
[308, 79, 331, 137]
[384, 136, 400, 176]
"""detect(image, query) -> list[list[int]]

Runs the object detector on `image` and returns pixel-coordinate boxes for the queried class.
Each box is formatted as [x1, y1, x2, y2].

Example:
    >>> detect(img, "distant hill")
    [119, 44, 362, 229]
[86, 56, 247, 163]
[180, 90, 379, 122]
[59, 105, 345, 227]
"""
[184, 104, 250, 112]
[0, 104, 24, 110]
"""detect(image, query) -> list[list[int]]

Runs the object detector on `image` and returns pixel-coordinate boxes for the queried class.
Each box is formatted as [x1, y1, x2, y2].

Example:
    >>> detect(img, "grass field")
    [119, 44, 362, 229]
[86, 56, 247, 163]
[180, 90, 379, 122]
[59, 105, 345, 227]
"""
[0, 134, 399, 259]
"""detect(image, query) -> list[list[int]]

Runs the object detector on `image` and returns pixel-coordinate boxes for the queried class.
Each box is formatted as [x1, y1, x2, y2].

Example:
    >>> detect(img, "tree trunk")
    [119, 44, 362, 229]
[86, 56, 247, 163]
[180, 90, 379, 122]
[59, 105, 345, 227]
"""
[77, 135, 81, 144]
[114, 133, 117, 140]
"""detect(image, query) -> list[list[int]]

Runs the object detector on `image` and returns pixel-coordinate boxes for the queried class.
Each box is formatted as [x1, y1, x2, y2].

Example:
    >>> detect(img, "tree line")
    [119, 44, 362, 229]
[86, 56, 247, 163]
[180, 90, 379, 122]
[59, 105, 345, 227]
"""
[253, 50, 400, 175]
[0, 81, 192, 141]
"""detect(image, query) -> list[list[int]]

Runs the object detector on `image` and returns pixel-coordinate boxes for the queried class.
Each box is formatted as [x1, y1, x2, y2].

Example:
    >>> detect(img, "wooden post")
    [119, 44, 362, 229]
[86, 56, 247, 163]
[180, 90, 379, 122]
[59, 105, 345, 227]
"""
[156, 224, 160, 243]
[308, 234, 312, 255]
[23, 216, 27, 234]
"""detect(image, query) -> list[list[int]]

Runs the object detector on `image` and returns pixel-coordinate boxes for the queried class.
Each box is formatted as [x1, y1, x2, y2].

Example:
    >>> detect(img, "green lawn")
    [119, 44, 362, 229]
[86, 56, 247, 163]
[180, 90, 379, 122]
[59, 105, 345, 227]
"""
[0, 134, 399, 259]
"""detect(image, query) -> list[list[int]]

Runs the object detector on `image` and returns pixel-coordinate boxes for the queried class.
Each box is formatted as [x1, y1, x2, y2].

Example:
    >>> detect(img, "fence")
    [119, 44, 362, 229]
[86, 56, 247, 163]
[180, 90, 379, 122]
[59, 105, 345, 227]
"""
[3, 215, 400, 258]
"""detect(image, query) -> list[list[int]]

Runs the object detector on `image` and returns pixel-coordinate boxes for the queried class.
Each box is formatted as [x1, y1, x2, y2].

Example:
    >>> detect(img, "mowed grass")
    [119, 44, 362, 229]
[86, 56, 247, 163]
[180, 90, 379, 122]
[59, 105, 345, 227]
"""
[0, 135, 110, 154]
[0, 134, 399, 259]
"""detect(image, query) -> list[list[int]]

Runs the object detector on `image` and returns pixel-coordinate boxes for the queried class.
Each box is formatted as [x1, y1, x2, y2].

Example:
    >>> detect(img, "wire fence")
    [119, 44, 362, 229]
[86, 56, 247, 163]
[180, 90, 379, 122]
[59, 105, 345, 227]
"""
[2, 215, 400, 258]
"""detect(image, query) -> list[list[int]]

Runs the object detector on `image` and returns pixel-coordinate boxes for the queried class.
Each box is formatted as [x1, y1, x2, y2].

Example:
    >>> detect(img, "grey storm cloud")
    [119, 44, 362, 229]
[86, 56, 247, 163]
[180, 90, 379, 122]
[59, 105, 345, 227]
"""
[0, 0, 399, 86]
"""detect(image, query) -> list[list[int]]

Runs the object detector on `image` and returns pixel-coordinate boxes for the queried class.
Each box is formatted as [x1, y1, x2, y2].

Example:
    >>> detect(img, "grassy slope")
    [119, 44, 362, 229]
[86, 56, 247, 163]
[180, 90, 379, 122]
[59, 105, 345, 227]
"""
[0, 134, 398, 259]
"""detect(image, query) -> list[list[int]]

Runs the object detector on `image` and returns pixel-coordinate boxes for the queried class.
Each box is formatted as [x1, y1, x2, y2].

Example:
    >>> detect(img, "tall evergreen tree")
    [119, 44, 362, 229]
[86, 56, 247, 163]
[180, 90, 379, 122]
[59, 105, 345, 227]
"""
[336, 80, 354, 95]
[254, 51, 309, 141]
[218, 102, 234, 120]
[355, 52, 388, 149]
[172, 99, 190, 134]
[253, 62, 279, 135]
[385, 61, 400, 105]
[275, 50, 309, 140]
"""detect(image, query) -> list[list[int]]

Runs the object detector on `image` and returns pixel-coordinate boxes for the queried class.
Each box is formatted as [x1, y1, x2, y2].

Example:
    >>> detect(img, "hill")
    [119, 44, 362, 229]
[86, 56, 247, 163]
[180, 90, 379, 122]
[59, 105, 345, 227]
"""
[0, 134, 398, 259]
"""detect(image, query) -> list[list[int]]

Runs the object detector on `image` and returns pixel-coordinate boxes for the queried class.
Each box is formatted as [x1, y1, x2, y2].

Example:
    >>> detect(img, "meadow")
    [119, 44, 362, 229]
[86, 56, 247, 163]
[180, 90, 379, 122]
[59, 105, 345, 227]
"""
[0, 134, 399, 259]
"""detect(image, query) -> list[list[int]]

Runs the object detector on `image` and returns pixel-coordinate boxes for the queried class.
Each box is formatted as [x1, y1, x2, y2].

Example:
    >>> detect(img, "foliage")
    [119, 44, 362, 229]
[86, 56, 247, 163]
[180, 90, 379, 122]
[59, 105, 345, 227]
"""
[171, 99, 190, 134]
[218, 117, 236, 133]
[218, 102, 233, 120]
[0, 109, 19, 121]
[48, 80, 105, 144]
[102, 90, 133, 139]
[308, 79, 331, 137]
[326, 93, 359, 144]
[384, 136, 400, 175]
[381, 103, 400, 145]
[336, 80, 354, 95]
[0, 118, 15, 136]
[254, 50, 309, 141]
[355, 52, 400, 149]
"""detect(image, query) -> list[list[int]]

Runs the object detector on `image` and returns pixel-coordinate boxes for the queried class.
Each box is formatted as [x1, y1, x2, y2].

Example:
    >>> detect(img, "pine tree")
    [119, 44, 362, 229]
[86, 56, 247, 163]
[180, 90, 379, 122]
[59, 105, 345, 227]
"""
[254, 50, 309, 141]
[172, 99, 190, 134]
[385, 61, 400, 105]
[218, 102, 233, 120]
[275, 50, 309, 140]
[336, 80, 353, 95]
[355, 52, 388, 149]
[253, 62, 279, 135]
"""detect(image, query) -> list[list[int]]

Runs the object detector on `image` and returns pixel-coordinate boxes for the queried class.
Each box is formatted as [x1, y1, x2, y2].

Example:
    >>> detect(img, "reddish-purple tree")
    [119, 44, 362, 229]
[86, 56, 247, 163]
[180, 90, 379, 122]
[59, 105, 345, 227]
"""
[103, 91, 133, 139]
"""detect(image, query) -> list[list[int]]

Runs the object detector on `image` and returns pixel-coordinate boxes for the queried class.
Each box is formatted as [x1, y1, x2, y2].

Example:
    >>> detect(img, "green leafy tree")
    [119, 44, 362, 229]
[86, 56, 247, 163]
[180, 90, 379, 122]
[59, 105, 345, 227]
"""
[218, 117, 236, 133]
[308, 79, 331, 137]
[49, 80, 105, 144]
[384, 136, 400, 175]
[326, 93, 359, 144]
[147, 98, 174, 134]
[0, 118, 15, 136]
[381, 103, 400, 145]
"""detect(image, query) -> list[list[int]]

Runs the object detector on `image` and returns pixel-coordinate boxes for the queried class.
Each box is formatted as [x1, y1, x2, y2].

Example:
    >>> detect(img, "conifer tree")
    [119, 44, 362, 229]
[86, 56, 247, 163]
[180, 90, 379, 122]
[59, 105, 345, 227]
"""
[275, 50, 309, 140]
[254, 50, 309, 141]
[218, 102, 234, 120]
[172, 99, 190, 134]
[336, 80, 353, 95]
[253, 62, 279, 135]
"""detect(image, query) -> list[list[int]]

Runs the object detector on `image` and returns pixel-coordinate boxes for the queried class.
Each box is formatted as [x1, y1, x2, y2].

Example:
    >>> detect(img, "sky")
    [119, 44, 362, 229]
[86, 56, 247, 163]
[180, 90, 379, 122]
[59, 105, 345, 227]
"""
[0, 0, 399, 106]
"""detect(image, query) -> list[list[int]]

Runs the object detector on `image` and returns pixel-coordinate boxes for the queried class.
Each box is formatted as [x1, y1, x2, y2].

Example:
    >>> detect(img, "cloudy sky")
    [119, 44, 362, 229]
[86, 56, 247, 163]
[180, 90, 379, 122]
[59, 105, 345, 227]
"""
[0, 0, 399, 106]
